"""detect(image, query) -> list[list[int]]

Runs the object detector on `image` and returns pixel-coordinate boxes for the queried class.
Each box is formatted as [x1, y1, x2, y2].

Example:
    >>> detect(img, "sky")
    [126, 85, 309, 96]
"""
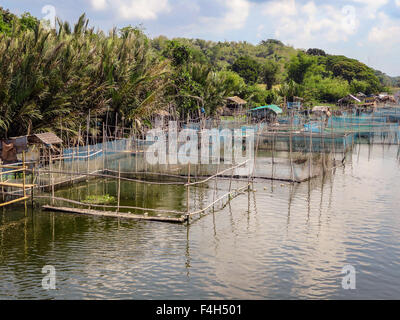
[2, 0, 400, 76]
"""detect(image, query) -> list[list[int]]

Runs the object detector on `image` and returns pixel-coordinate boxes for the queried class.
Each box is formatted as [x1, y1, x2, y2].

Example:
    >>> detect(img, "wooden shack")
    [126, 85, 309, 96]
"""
[224, 96, 247, 116]
[27, 132, 63, 163]
[337, 94, 361, 108]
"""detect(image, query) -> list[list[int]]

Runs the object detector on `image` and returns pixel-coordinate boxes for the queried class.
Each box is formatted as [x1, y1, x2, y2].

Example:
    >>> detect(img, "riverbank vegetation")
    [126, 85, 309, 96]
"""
[0, 7, 397, 141]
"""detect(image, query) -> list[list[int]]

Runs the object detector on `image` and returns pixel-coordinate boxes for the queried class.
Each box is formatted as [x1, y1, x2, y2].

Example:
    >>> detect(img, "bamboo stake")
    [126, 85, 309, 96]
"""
[186, 161, 190, 217]
[31, 167, 34, 208]
[289, 113, 295, 182]
[117, 161, 121, 212]
[272, 128, 275, 180]
[22, 151, 26, 198]
[309, 123, 313, 180]
[87, 111, 90, 180]
[0, 159, 4, 201]
[49, 152, 54, 205]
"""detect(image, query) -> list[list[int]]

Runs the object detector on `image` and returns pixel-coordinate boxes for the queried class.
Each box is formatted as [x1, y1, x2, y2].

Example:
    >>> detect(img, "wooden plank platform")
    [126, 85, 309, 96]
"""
[0, 182, 35, 188]
[42, 205, 187, 223]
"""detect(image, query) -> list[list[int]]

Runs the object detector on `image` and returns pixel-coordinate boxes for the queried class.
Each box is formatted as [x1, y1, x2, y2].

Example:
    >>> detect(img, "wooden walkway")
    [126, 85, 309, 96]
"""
[42, 205, 187, 223]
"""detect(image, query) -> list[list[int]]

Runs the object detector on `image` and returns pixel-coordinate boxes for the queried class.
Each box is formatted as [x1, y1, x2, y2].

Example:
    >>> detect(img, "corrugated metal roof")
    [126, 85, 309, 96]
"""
[249, 105, 283, 114]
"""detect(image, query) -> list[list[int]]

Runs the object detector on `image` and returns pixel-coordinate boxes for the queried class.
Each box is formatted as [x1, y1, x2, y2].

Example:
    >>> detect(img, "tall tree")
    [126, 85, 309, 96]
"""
[230, 56, 261, 85]
[261, 60, 279, 89]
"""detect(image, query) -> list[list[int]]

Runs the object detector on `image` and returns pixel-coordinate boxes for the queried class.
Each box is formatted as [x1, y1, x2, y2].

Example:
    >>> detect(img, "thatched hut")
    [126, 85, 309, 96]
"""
[224, 96, 247, 116]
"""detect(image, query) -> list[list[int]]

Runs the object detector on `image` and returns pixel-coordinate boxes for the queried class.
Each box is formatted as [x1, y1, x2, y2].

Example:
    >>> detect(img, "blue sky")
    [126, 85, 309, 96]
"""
[2, 0, 400, 76]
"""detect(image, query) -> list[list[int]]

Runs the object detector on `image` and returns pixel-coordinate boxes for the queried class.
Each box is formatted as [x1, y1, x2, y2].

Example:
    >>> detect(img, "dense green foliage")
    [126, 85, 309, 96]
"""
[230, 56, 261, 85]
[0, 8, 397, 141]
[0, 7, 38, 34]
[0, 12, 169, 140]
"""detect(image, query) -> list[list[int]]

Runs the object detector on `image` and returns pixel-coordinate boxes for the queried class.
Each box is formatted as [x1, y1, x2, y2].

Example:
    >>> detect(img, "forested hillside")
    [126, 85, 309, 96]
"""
[0, 7, 397, 140]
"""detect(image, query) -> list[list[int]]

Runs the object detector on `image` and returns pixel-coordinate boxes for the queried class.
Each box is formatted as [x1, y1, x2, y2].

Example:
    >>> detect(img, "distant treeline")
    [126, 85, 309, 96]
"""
[0, 8, 397, 141]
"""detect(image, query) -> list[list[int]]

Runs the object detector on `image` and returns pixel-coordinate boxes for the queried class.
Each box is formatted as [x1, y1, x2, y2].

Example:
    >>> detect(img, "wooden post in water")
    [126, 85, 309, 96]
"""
[1, 159, 4, 201]
[31, 167, 34, 209]
[117, 161, 121, 212]
[289, 113, 295, 182]
[102, 123, 105, 173]
[308, 123, 313, 180]
[22, 152, 26, 210]
[321, 116, 326, 173]
[87, 111, 90, 181]
[49, 152, 54, 205]
[213, 163, 219, 211]
[77, 124, 81, 175]
[186, 161, 191, 218]
[135, 134, 138, 173]
[70, 144, 74, 186]
[272, 128, 275, 180]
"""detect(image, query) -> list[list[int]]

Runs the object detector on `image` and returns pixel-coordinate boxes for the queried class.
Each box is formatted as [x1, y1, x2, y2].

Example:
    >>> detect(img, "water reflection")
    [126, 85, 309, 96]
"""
[0, 144, 400, 299]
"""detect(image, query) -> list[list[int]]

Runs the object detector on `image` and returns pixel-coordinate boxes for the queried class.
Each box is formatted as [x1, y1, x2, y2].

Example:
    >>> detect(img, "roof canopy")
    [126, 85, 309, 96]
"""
[250, 105, 283, 114]
[312, 106, 330, 113]
[29, 133, 62, 145]
[227, 96, 247, 105]
[338, 94, 361, 103]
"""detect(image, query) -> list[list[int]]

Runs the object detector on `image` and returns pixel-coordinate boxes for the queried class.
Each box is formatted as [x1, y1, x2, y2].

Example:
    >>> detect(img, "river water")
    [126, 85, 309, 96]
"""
[0, 143, 399, 299]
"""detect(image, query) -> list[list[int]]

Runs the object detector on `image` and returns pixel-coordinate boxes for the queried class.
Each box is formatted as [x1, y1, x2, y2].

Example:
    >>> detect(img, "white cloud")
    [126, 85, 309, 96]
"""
[89, 0, 170, 20]
[199, 0, 250, 33]
[90, 0, 108, 10]
[262, 0, 297, 16]
[350, 0, 388, 19]
[262, 1, 359, 46]
[368, 12, 400, 44]
[117, 0, 170, 20]
[396, 0, 400, 7]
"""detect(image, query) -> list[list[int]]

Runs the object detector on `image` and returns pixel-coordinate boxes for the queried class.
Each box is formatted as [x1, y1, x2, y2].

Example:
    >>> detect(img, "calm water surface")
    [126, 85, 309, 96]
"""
[0, 144, 400, 299]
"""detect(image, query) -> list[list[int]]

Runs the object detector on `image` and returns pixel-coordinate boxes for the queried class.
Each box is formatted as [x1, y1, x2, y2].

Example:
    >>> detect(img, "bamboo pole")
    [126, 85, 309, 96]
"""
[31, 167, 34, 208]
[50, 152, 54, 205]
[102, 123, 105, 173]
[117, 161, 121, 212]
[309, 124, 313, 180]
[0, 160, 4, 201]
[272, 128, 275, 180]
[35, 196, 184, 214]
[30, 169, 187, 185]
[42, 205, 186, 223]
[289, 113, 295, 182]
[0, 196, 30, 207]
[22, 151, 26, 198]
[87, 111, 90, 180]
[186, 161, 191, 217]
